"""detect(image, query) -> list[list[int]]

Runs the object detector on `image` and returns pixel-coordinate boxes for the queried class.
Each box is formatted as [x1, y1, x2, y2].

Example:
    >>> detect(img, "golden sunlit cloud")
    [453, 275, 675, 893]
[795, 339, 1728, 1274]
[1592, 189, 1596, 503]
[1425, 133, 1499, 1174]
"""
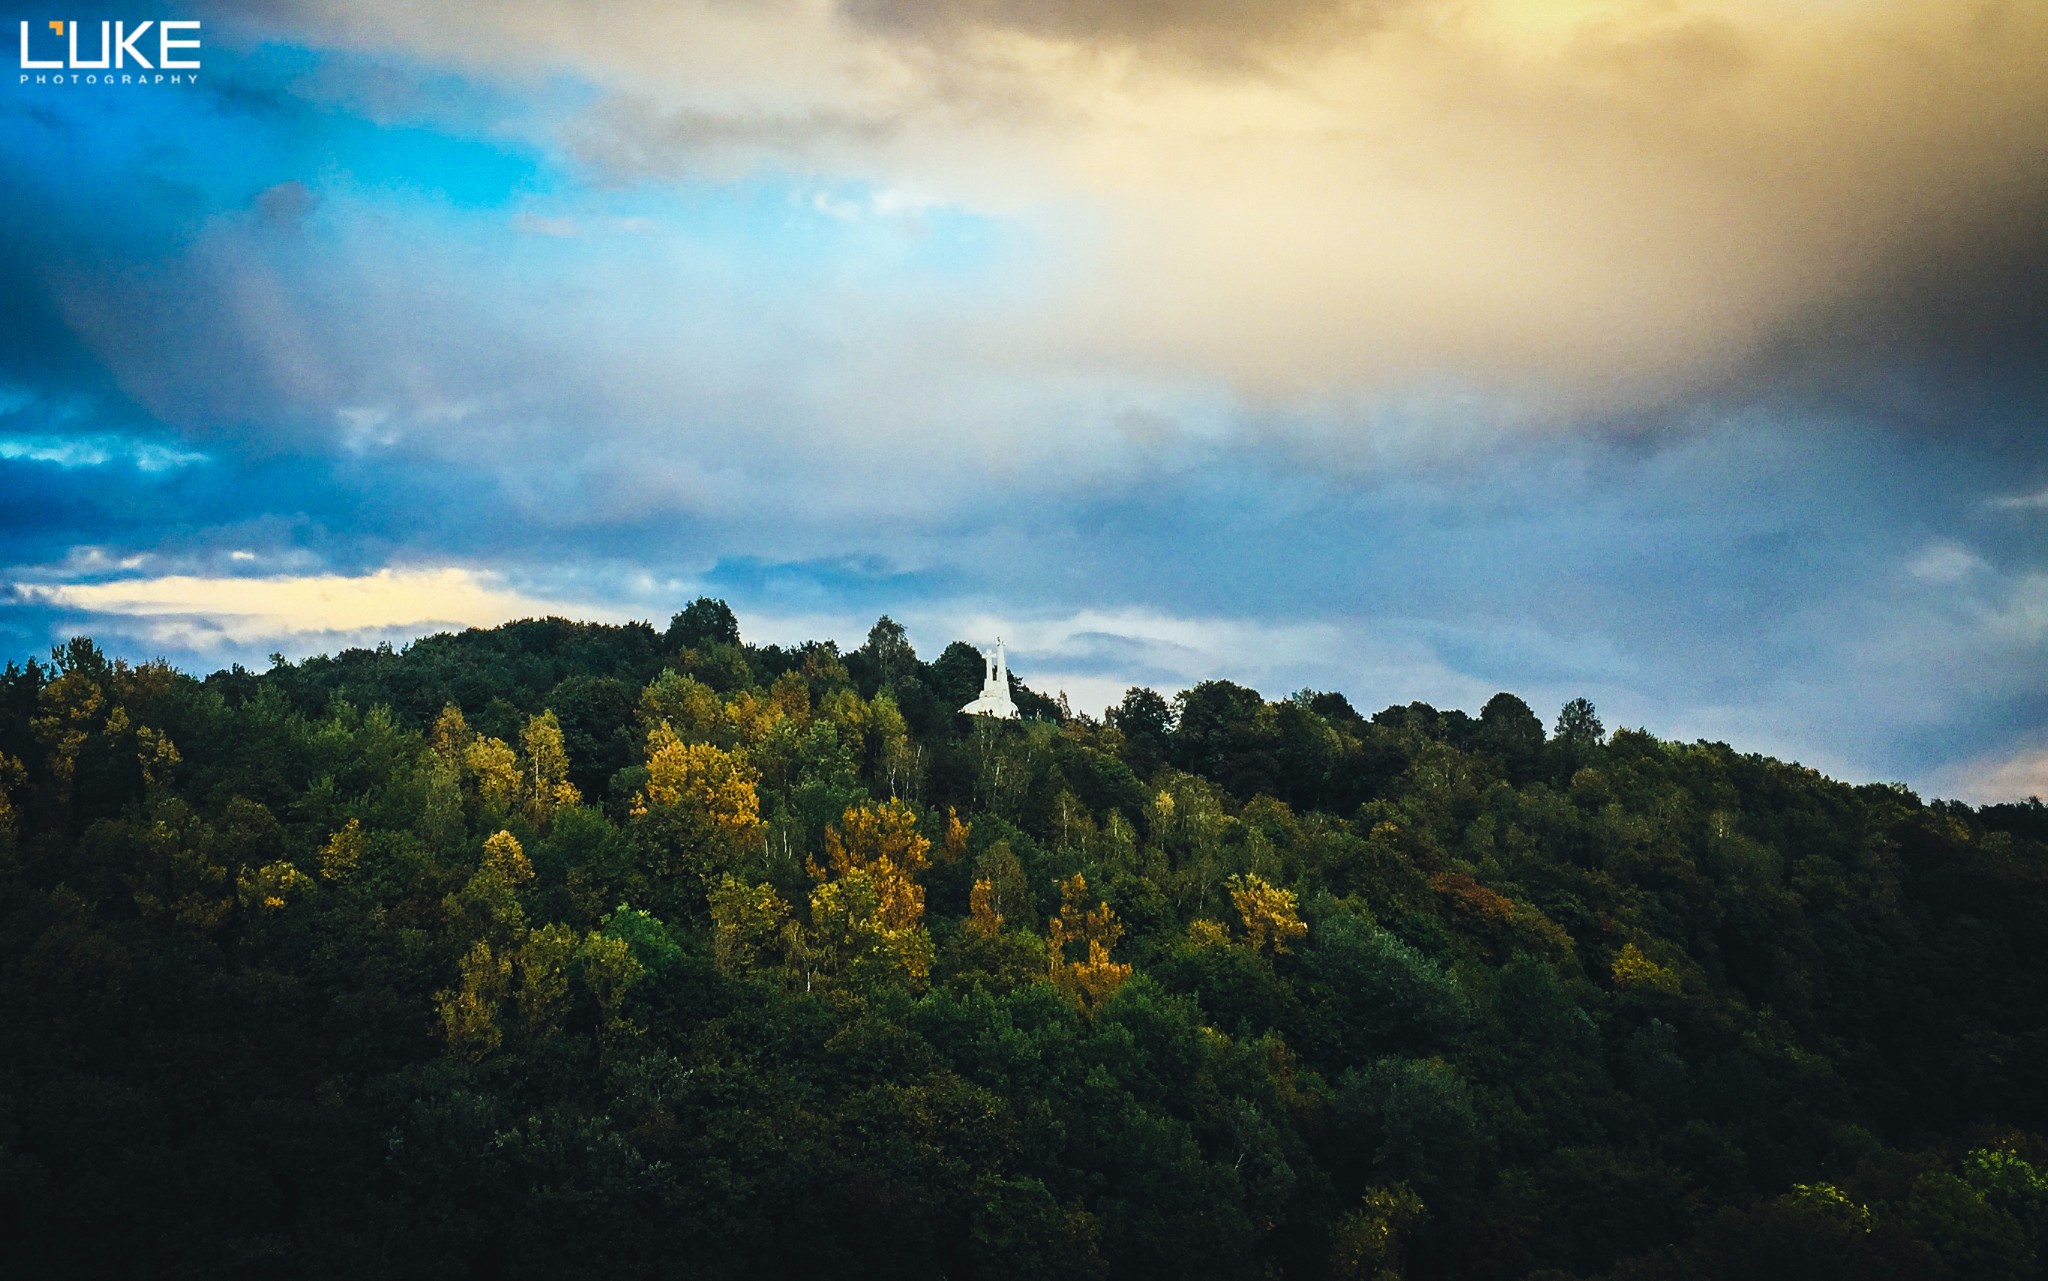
[1941, 745, 2048, 805]
[15, 567, 609, 645]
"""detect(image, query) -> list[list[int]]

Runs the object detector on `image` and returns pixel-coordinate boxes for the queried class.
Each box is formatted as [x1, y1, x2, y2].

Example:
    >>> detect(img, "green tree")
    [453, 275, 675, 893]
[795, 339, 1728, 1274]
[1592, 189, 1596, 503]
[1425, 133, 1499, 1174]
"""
[665, 596, 741, 650]
[1555, 696, 1604, 748]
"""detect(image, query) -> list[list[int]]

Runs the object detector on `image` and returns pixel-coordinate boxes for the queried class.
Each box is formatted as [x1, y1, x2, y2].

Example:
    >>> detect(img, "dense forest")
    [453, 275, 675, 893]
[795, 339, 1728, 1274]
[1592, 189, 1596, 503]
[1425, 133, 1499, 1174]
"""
[3, 601, 2047, 1279]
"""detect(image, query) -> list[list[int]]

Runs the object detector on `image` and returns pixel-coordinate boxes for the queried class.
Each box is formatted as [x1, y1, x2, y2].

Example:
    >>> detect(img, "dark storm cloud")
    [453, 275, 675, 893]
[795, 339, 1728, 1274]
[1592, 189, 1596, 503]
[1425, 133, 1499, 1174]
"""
[0, 163, 123, 391]
[1734, 170, 2048, 464]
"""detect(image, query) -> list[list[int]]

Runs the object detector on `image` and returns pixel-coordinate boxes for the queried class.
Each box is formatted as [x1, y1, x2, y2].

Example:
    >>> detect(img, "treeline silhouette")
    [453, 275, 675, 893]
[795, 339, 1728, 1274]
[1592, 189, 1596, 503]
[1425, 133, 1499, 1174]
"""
[2, 601, 2046, 1279]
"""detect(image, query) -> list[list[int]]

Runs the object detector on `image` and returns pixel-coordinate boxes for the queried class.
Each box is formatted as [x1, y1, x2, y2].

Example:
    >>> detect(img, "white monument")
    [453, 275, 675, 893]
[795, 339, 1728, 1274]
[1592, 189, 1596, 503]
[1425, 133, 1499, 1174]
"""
[959, 638, 1020, 719]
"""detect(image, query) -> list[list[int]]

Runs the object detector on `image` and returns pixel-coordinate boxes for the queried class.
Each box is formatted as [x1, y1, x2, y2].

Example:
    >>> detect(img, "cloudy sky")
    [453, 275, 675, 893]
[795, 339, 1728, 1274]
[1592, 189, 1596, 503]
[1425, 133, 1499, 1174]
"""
[5, 0, 2047, 799]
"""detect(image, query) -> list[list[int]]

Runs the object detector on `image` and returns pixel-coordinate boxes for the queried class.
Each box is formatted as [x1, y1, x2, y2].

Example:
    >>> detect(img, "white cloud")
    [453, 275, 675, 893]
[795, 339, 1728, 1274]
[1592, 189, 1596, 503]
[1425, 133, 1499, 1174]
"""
[811, 191, 864, 220]
[512, 212, 582, 237]
[1907, 540, 1984, 584]
[0, 435, 206, 471]
[1990, 487, 2048, 512]
[1983, 573, 2048, 646]
[334, 406, 400, 454]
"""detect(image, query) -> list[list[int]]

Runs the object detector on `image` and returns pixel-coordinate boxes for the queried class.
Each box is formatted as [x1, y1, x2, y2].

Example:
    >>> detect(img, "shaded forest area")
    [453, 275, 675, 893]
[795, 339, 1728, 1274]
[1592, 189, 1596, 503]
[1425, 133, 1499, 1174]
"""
[4, 601, 2048, 1279]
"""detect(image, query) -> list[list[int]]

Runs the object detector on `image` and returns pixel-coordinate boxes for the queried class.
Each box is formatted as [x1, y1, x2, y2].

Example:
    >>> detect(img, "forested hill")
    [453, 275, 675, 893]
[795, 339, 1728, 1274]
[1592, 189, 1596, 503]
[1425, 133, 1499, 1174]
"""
[4, 602, 2048, 1280]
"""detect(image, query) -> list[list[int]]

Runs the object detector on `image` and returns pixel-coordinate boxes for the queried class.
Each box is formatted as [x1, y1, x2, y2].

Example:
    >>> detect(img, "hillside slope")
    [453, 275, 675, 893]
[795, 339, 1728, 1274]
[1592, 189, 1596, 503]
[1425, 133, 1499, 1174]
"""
[2, 604, 2046, 1280]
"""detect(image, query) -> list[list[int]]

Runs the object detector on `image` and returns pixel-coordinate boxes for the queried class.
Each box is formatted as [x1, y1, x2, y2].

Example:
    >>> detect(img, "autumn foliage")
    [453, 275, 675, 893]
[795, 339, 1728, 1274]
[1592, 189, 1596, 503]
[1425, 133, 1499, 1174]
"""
[1047, 872, 1132, 1010]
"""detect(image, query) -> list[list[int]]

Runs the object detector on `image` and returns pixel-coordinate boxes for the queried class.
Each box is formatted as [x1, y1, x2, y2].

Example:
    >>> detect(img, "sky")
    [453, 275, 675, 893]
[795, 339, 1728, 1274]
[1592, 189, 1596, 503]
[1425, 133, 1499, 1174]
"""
[3, 0, 2047, 800]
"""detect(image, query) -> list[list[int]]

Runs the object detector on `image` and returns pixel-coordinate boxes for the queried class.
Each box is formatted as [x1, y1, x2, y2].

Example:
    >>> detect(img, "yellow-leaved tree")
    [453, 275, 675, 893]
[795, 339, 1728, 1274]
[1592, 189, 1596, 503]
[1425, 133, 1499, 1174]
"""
[129, 800, 232, 931]
[429, 703, 476, 760]
[445, 829, 534, 946]
[972, 840, 1030, 931]
[435, 939, 512, 1061]
[968, 878, 1004, 938]
[1187, 918, 1231, 949]
[425, 705, 580, 829]
[514, 922, 580, 1041]
[432, 826, 649, 1059]
[427, 703, 541, 816]
[519, 710, 581, 829]
[417, 707, 468, 848]
[317, 818, 366, 883]
[820, 796, 930, 881]
[866, 692, 921, 799]
[136, 726, 180, 792]
[943, 807, 971, 862]
[1048, 873, 1132, 1012]
[768, 670, 812, 725]
[631, 723, 766, 885]
[636, 725, 761, 827]
[31, 658, 106, 807]
[467, 736, 522, 812]
[1227, 873, 1308, 954]
[800, 798, 934, 990]
[1329, 1184, 1426, 1281]
[574, 930, 645, 1061]
[237, 860, 313, 912]
[1611, 941, 1682, 994]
